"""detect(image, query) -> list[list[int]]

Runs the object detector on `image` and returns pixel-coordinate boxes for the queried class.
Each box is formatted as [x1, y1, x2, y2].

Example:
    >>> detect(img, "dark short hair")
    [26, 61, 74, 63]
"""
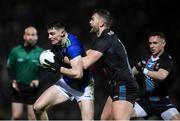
[47, 20, 65, 30]
[148, 31, 166, 40]
[93, 9, 112, 28]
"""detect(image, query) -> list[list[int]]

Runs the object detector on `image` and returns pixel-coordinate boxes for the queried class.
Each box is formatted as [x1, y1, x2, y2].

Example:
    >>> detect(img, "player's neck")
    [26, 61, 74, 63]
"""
[97, 27, 109, 37]
[153, 49, 164, 58]
[61, 32, 68, 47]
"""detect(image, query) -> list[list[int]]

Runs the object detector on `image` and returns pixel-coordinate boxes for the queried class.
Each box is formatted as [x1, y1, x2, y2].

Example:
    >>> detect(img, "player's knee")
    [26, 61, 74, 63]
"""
[171, 114, 180, 120]
[33, 103, 44, 114]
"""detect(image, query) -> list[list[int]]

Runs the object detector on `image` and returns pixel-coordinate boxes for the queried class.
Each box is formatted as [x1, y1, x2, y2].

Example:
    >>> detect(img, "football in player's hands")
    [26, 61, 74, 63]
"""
[39, 50, 55, 67]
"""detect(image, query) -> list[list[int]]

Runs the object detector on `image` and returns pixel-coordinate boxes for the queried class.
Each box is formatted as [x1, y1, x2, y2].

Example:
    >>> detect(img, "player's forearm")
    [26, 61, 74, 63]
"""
[60, 67, 83, 79]
[146, 70, 167, 81]
[83, 49, 102, 69]
[82, 57, 93, 69]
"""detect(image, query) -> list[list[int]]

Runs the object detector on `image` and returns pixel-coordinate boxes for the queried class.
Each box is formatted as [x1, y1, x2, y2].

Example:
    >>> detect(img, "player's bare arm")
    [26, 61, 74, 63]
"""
[134, 62, 169, 81]
[86, 49, 93, 55]
[83, 49, 103, 69]
[146, 68, 169, 81]
[60, 55, 83, 79]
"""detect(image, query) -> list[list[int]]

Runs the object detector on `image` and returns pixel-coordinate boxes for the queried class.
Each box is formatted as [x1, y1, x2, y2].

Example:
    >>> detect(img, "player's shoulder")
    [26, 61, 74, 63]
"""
[66, 33, 80, 46]
[67, 33, 78, 41]
[160, 52, 172, 61]
[11, 45, 23, 52]
[159, 52, 173, 66]
[98, 30, 114, 41]
[35, 45, 44, 51]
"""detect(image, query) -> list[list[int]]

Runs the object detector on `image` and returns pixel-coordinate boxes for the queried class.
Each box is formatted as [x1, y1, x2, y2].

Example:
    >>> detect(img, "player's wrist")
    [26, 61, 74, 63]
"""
[143, 68, 148, 75]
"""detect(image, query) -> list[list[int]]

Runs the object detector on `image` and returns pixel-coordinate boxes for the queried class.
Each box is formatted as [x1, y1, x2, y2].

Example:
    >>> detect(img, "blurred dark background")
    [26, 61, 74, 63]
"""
[0, 0, 180, 119]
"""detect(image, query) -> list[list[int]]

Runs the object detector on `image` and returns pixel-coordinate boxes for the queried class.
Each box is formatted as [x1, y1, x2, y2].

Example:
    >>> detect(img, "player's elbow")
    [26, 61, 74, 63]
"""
[158, 72, 168, 81]
[158, 75, 167, 81]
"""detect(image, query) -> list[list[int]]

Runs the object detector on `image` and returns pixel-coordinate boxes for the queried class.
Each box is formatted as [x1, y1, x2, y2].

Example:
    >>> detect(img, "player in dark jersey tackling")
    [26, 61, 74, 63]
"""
[82, 9, 139, 120]
[131, 31, 180, 120]
[33, 20, 94, 120]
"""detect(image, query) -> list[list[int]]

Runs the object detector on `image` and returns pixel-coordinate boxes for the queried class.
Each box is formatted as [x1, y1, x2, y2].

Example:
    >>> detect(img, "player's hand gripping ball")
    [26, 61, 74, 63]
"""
[39, 50, 55, 67]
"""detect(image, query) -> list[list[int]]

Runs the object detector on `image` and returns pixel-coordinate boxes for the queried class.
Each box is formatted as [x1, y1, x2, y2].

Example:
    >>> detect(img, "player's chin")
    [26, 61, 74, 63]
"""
[152, 52, 158, 55]
[51, 41, 58, 45]
[90, 28, 94, 33]
[90, 28, 97, 33]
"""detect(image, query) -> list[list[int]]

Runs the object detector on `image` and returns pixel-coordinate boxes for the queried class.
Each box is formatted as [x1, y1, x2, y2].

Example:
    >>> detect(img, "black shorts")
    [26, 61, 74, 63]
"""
[110, 80, 139, 105]
[135, 97, 179, 119]
[11, 83, 38, 104]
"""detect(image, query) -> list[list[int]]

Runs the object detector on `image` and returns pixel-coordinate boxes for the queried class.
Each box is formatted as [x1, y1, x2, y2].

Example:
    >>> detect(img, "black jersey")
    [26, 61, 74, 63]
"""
[92, 29, 136, 84]
[139, 52, 173, 100]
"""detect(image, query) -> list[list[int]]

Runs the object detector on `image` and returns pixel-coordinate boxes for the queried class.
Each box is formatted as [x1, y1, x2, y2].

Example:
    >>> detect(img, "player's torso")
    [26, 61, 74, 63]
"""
[61, 33, 92, 91]
[141, 53, 172, 99]
[13, 45, 43, 84]
[99, 30, 133, 81]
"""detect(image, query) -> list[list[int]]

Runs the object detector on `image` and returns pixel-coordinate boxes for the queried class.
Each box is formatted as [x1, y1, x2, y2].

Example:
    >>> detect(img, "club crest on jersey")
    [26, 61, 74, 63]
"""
[108, 30, 114, 36]
[155, 63, 160, 70]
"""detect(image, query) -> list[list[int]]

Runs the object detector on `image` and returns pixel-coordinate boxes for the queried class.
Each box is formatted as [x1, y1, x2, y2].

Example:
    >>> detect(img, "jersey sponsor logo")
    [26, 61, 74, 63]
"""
[147, 62, 154, 68]
[17, 58, 24, 62]
[107, 30, 114, 36]
[113, 95, 118, 99]
[155, 63, 160, 70]
[32, 59, 38, 63]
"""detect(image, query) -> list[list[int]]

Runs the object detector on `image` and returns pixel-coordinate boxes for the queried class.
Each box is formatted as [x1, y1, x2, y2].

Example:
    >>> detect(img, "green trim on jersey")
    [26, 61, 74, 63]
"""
[7, 45, 44, 84]
[65, 38, 71, 47]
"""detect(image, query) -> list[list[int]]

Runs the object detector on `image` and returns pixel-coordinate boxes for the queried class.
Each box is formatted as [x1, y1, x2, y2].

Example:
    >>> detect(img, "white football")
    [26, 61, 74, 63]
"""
[39, 50, 55, 67]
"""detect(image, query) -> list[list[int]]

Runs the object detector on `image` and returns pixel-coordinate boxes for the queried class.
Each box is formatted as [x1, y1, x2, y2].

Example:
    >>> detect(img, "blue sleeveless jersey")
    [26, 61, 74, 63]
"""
[61, 33, 92, 91]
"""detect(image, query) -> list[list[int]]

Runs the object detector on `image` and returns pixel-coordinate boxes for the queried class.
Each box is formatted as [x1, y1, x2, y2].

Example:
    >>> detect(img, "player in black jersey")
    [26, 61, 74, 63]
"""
[131, 32, 180, 120]
[82, 9, 139, 120]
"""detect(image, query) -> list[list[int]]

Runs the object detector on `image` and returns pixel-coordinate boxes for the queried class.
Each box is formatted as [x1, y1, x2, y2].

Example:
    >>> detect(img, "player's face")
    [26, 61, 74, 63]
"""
[148, 36, 166, 56]
[23, 27, 38, 46]
[48, 28, 64, 45]
[89, 13, 101, 33]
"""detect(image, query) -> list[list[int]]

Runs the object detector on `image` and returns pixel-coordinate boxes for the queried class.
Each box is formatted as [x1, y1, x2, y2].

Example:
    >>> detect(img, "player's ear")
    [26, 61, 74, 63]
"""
[162, 39, 166, 47]
[23, 34, 26, 40]
[99, 19, 104, 27]
[36, 34, 38, 40]
[98, 16, 106, 27]
[60, 30, 66, 37]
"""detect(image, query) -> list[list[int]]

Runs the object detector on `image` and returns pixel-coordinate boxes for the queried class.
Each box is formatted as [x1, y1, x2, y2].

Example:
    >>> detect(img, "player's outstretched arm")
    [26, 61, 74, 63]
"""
[83, 49, 103, 69]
